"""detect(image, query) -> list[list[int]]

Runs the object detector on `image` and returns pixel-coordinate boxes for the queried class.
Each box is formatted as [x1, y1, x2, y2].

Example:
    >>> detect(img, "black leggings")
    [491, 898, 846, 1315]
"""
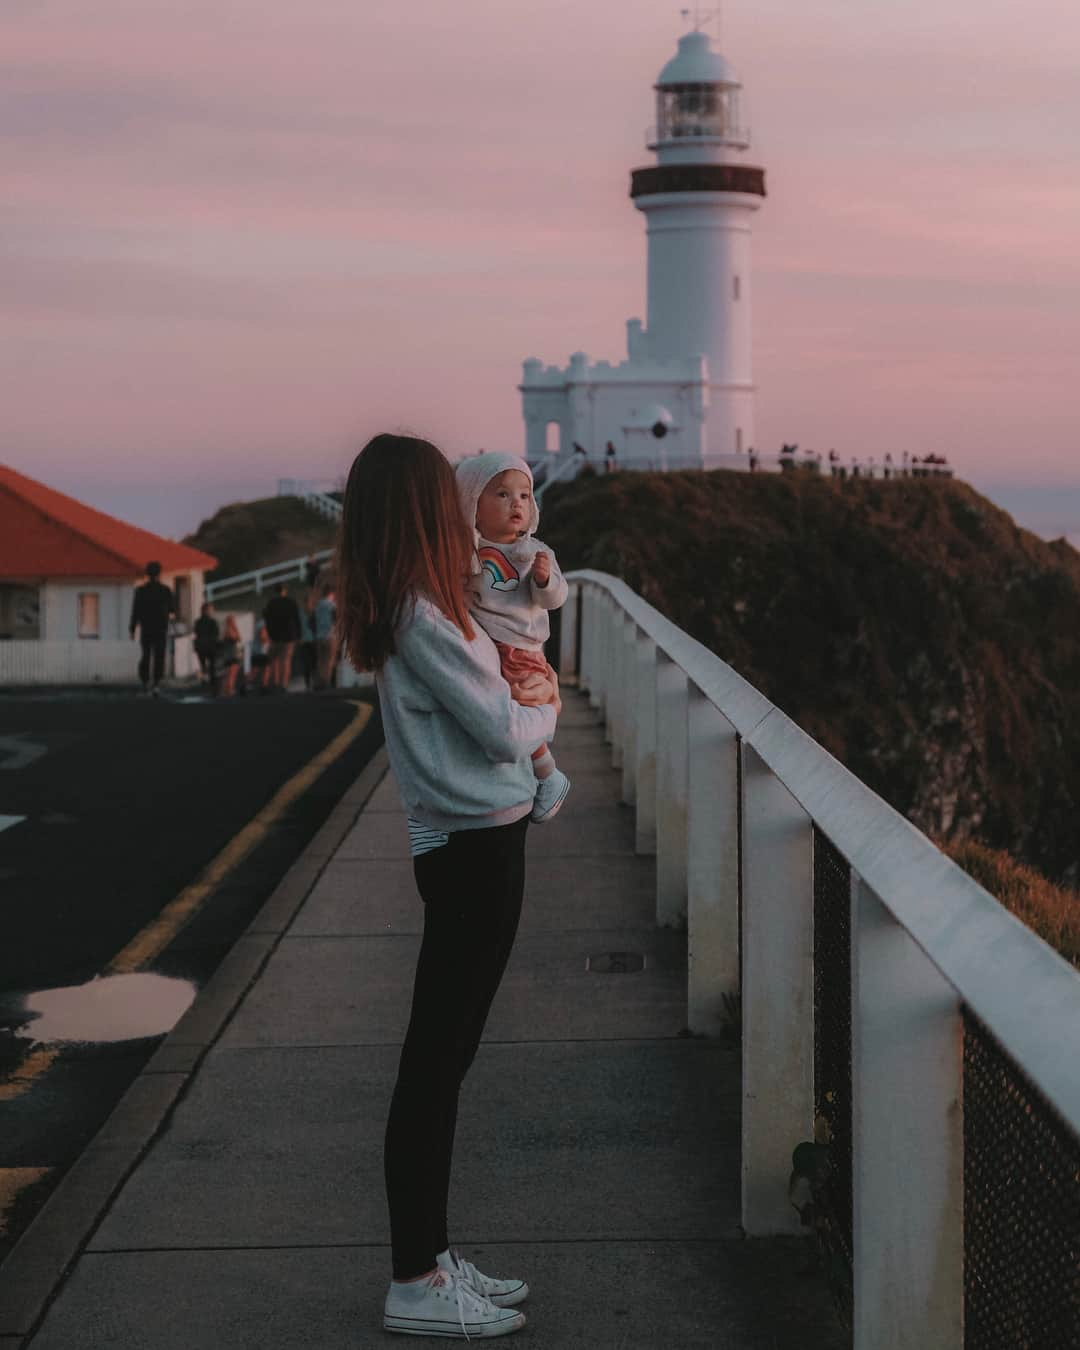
[384, 815, 529, 1280]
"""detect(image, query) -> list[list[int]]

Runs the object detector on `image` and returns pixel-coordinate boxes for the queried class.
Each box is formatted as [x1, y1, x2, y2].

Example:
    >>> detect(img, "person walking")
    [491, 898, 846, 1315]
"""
[262, 582, 302, 691]
[337, 433, 559, 1340]
[193, 602, 220, 689]
[313, 583, 338, 689]
[129, 561, 175, 696]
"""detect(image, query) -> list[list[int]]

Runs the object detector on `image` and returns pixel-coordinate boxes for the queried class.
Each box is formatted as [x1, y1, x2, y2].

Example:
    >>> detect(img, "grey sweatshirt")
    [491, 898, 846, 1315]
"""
[375, 595, 557, 832]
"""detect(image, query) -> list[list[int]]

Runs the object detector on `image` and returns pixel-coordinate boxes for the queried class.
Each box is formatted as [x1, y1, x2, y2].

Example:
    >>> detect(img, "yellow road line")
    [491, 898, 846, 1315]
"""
[0, 700, 372, 1138]
[0, 1048, 60, 1102]
[106, 700, 372, 974]
[0, 1167, 52, 1237]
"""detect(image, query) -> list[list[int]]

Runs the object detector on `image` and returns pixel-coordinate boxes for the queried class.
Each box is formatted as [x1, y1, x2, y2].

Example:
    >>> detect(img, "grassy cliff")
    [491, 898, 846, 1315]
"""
[183, 496, 337, 581]
[542, 470, 1080, 886]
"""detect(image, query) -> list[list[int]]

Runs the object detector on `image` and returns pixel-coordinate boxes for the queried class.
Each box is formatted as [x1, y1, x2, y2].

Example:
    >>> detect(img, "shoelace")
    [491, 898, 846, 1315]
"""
[452, 1252, 489, 1296]
[430, 1267, 494, 1342]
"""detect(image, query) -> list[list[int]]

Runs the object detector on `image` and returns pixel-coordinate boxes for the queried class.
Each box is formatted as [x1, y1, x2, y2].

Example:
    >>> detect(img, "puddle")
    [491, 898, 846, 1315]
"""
[9, 973, 197, 1044]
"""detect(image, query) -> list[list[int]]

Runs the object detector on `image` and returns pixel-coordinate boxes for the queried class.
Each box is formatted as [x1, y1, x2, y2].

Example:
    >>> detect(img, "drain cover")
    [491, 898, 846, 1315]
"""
[586, 951, 645, 974]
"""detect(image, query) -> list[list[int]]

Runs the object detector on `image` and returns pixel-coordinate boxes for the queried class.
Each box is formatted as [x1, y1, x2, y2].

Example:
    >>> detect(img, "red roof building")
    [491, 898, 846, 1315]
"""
[0, 464, 216, 579]
[0, 466, 217, 666]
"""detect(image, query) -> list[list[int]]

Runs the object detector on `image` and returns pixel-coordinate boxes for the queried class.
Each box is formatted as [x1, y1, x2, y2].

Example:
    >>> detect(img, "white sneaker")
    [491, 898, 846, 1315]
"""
[437, 1248, 528, 1309]
[383, 1267, 526, 1339]
[531, 769, 570, 823]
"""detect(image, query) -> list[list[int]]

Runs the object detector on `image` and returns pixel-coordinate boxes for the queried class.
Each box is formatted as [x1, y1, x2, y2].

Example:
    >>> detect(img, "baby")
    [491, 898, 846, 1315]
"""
[456, 452, 571, 822]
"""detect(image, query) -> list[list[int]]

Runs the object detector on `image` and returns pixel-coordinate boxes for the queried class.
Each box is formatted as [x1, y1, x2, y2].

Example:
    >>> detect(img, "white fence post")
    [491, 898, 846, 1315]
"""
[852, 877, 964, 1350]
[600, 596, 613, 736]
[584, 588, 602, 711]
[687, 690, 740, 1036]
[559, 582, 579, 681]
[608, 609, 625, 771]
[741, 741, 814, 1235]
[634, 633, 658, 855]
[591, 591, 607, 718]
[655, 652, 689, 928]
[621, 620, 639, 805]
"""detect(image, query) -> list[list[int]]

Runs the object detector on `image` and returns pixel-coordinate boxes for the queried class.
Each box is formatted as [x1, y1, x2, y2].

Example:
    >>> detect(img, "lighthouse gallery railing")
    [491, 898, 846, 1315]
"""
[560, 570, 1080, 1350]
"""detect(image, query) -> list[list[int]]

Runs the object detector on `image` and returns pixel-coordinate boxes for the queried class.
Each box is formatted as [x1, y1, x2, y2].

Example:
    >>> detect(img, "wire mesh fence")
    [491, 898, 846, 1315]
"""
[963, 1011, 1080, 1349]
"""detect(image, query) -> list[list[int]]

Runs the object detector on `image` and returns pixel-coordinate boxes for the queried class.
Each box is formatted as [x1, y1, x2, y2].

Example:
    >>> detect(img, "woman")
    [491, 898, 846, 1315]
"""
[218, 614, 243, 697]
[337, 433, 558, 1340]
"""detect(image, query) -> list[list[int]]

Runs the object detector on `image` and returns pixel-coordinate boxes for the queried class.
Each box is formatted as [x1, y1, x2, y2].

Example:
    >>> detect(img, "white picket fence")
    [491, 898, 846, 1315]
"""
[0, 641, 136, 685]
[561, 569, 1080, 1350]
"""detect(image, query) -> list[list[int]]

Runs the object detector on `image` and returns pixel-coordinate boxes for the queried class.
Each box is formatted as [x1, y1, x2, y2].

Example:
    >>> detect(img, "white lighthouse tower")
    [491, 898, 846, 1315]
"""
[521, 22, 767, 472]
[634, 25, 765, 458]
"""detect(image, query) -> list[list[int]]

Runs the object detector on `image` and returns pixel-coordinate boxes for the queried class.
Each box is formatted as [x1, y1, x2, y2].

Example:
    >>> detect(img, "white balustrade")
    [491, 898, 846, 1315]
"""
[740, 741, 815, 1234]
[620, 618, 638, 805]
[205, 547, 334, 604]
[566, 568, 1080, 1349]
[686, 689, 739, 1035]
[633, 630, 658, 855]
[851, 876, 964, 1350]
[655, 652, 689, 928]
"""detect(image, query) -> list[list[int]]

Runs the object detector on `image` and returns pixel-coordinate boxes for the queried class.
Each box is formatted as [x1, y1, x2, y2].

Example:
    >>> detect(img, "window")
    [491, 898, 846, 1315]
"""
[736, 427, 743, 454]
[545, 421, 561, 453]
[77, 592, 100, 638]
[733, 275, 741, 300]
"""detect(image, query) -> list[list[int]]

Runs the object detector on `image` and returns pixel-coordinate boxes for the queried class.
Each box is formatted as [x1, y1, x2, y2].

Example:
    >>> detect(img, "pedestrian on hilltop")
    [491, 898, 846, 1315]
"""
[262, 581, 302, 692]
[337, 432, 559, 1340]
[129, 560, 175, 697]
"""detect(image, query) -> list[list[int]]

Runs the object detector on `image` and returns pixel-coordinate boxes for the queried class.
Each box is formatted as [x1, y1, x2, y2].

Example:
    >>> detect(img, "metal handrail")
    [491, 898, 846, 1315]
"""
[534, 453, 586, 505]
[567, 568, 1080, 1135]
[205, 548, 334, 603]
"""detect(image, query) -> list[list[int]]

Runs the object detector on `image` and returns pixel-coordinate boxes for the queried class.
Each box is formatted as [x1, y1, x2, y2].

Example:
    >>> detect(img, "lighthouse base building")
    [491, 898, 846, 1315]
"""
[521, 26, 766, 474]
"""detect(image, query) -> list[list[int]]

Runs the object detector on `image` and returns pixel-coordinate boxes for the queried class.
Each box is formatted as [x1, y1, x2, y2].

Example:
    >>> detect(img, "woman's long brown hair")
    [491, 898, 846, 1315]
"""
[336, 433, 475, 671]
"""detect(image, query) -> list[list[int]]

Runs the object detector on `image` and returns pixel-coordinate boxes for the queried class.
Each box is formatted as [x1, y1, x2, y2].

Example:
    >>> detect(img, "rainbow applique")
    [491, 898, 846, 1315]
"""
[478, 545, 520, 592]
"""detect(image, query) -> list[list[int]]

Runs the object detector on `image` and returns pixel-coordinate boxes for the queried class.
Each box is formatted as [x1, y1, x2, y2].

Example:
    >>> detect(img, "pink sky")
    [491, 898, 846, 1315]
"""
[3, 0, 1080, 542]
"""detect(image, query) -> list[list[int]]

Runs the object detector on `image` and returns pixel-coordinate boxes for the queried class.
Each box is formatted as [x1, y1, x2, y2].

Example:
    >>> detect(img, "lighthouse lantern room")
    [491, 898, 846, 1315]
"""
[521, 22, 766, 472]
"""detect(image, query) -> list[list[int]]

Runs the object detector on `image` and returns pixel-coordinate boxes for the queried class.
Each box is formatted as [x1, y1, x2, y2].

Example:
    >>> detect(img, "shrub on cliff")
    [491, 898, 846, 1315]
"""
[542, 470, 1080, 885]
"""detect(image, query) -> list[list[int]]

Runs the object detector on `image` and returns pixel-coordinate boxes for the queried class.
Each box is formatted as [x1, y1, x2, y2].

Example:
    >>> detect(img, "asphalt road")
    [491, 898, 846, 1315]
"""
[0, 685, 384, 1265]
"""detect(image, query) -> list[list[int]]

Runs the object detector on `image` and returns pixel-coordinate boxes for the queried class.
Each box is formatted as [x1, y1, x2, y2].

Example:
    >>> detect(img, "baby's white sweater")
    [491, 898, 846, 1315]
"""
[468, 535, 568, 651]
[375, 594, 557, 831]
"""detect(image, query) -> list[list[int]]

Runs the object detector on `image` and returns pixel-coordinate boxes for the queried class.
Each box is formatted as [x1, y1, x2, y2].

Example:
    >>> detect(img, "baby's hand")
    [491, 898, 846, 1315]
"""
[532, 551, 551, 587]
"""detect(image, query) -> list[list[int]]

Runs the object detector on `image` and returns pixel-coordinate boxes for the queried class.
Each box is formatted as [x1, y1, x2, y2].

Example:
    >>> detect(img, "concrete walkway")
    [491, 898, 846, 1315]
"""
[5, 692, 846, 1348]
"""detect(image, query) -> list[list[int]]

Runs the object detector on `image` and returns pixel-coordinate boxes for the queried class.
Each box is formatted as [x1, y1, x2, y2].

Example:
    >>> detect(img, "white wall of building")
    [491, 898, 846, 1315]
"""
[41, 580, 131, 642]
[639, 192, 757, 384]
[522, 352, 713, 468]
[38, 569, 205, 644]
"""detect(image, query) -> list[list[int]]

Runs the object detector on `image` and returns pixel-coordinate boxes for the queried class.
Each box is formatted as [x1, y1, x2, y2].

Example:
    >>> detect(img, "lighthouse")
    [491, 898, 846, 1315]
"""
[521, 23, 767, 472]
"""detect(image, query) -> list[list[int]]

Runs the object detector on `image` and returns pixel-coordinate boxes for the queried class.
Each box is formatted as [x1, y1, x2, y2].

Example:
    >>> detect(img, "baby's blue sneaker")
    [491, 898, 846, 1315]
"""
[531, 769, 570, 823]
